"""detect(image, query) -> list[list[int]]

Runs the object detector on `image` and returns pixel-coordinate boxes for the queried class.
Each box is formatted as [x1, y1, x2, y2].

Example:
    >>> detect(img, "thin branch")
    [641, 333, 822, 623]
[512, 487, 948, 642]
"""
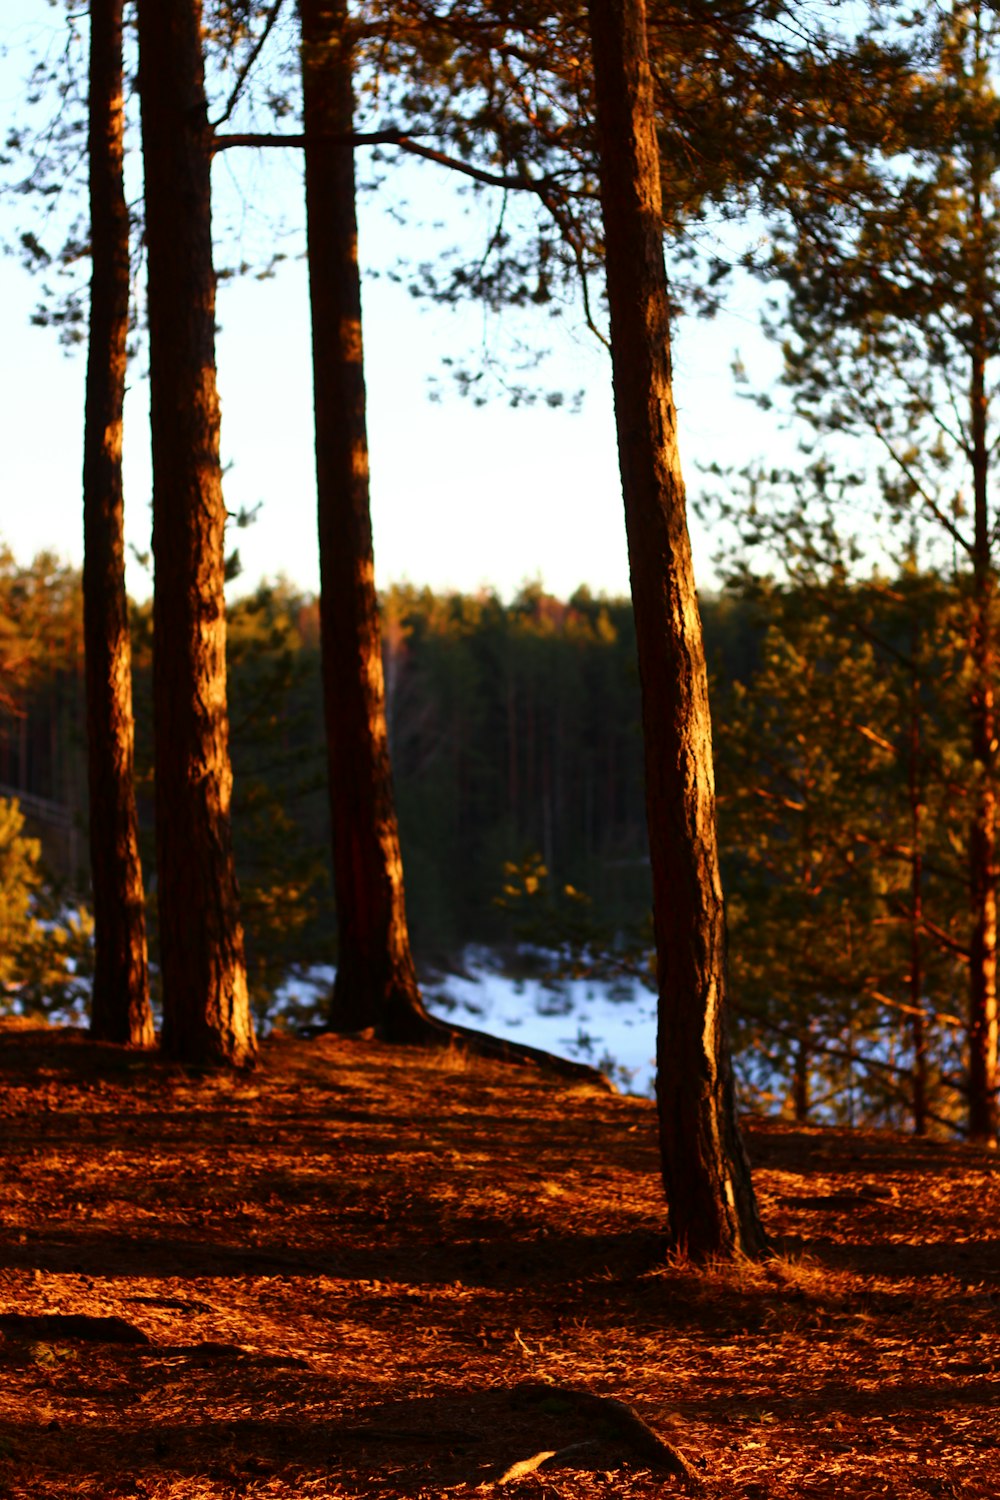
[869, 989, 962, 1029]
[844, 825, 966, 888]
[858, 396, 975, 558]
[880, 341, 971, 459]
[915, 910, 970, 961]
[214, 128, 403, 151]
[735, 1002, 967, 1100]
[397, 136, 566, 198]
[210, 0, 287, 130]
[211, 127, 580, 201]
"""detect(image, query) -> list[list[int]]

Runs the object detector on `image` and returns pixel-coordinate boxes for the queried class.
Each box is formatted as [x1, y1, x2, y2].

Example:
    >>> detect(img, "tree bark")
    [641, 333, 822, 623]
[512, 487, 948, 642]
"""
[137, 0, 256, 1067]
[907, 647, 927, 1136]
[792, 1035, 810, 1124]
[299, 0, 428, 1039]
[586, 0, 768, 1256]
[84, 0, 153, 1048]
[966, 135, 998, 1143]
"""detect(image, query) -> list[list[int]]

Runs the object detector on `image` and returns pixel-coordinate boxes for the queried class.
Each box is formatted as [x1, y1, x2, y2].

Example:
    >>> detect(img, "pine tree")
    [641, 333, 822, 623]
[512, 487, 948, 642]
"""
[137, 0, 256, 1068]
[759, 0, 1000, 1140]
[83, 0, 153, 1049]
[586, 0, 768, 1258]
[299, 0, 428, 1039]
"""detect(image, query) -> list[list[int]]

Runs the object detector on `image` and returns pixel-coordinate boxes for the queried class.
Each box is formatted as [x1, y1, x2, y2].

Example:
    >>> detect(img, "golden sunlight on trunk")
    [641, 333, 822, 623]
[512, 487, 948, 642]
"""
[137, 0, 255, 1067]
[84, 0, 152, 1048]
[586, 0, 768, 1255]
[300, 0, 428, 1037]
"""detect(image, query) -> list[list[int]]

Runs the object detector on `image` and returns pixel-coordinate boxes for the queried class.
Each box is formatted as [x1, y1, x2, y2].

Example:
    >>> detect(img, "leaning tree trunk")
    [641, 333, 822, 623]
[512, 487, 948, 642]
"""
[299, 0, 429, 1040]
[586, 0, 768, 1256]
[84, 0, 153, 1048]
[136, 0, 256, 1067]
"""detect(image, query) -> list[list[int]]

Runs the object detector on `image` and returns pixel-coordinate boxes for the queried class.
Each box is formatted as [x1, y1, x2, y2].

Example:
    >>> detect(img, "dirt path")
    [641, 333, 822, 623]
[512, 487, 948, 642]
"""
[0, 1023, 997, 1498]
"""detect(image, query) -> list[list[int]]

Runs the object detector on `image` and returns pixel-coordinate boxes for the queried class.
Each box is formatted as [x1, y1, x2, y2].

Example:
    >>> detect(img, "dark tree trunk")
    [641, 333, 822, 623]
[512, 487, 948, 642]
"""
[967, 154, 998, 1142]
[792, 1035, 810, 1124]
[84, 0, 153, 1048]
[586, 0, 768, 1256]
[907, 655, 927, 1136]
[299, 0, 428, 1040]
[136, 0, 256, 1067]
[294, 0, 607, 1091]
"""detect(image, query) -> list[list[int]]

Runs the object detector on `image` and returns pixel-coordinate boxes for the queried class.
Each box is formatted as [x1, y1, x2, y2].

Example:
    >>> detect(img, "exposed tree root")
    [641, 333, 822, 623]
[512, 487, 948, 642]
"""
[318, 998, 614, 1091]
[502, 1382, 704, 1490]
[0, 1313, 150, 1344]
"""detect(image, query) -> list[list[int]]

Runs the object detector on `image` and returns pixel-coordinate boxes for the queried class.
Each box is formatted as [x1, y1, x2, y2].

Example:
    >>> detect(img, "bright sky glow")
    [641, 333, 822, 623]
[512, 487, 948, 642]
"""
[1, 0, 789, 605]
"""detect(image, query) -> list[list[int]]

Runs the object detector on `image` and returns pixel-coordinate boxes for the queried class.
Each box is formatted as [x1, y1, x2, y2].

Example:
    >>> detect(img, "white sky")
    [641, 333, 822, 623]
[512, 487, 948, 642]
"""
[1, 0, 789, 605]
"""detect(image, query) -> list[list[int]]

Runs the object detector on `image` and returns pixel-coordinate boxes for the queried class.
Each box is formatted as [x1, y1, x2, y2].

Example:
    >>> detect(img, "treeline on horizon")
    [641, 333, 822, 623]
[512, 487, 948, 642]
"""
[0, 549, 974, 1136]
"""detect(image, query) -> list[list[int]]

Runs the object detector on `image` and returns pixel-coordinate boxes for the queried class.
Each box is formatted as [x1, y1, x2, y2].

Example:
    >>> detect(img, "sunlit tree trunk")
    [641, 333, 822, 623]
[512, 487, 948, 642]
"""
[907, 650, 928, 1136]
[587, 0, 768, 1256]
[84, 0, 153, 1048]
[966, 122, 998, 1143]
[299, 0, 428, 1038]
[967, 362, 997, 1142]
[136, 0, 256, 1067]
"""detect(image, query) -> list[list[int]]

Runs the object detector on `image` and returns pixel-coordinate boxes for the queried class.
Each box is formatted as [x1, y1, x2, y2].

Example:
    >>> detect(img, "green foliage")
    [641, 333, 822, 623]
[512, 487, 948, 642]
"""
[216, 583, 332, 1021]
[494, 848, 656, 1005]
[1, 547, 984, 1134]
[708, 1, 1000, 1136]
[380, 581, 652, 953]
[0, 796, 93, 1019]
[714, 578, 967, 1131]
[0, 797, 42, 992]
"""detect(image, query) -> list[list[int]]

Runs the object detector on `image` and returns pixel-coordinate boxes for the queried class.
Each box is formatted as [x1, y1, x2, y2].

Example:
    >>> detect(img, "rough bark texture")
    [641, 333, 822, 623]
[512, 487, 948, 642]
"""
[300, 0, 428, 1040]
[967, 332, 998, 1142]
[587, 0, 768, 1255]
[137, 0, 256, 1068]
[907, 657, 927, 1137]
[966, 138, 998, 1141]
[84, 0, 153, 1048]
[296, 8, 609, 1090]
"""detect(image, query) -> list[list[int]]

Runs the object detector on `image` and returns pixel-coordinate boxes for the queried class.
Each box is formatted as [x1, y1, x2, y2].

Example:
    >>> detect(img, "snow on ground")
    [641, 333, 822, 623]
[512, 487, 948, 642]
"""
[276, 949, 658, 1096]
[423, 957, 657, 1095]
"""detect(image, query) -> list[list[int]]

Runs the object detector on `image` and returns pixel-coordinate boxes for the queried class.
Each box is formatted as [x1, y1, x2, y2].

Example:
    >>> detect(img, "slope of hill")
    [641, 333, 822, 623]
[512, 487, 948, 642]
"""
[0, 1023, 996, 1497]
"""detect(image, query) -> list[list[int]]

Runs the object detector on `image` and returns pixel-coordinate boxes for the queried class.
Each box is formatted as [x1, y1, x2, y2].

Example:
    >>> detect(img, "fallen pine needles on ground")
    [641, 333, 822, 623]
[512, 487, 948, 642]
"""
[0, 1023, 997, 1498]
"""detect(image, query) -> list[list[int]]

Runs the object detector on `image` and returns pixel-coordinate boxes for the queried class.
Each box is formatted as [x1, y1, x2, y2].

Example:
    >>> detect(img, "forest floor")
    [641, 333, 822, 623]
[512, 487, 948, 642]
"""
[0, 1022, 997, 1500]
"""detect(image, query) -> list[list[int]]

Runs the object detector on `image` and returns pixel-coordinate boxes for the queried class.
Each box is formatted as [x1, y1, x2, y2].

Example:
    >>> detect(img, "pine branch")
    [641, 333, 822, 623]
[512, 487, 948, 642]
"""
[210, 0, 287, 130]
[211, 127, 582, 201]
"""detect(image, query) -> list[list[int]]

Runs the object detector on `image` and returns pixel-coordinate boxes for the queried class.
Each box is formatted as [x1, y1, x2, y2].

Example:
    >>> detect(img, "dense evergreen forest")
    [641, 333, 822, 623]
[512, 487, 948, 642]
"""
[0, 551, 975, 1137]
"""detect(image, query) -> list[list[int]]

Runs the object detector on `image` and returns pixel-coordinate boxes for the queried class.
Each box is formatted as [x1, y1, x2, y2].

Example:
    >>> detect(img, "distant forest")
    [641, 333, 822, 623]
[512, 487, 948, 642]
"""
[0, 550, 976, 1135]
[1, 559, 675, 962]
[0, 558, 768, 943]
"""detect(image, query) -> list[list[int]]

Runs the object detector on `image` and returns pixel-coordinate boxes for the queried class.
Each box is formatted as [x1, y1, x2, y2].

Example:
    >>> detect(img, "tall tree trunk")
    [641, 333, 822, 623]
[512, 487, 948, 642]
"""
[586, 0, 768, 1256]
[84, 0, 153, 1048]
[299, 0, 428, 1039]
[907, 648, 927, 1136]
[967, 131, 998, 1142]
[137, 0, 256, 1068]
[792, 1034, 810, 1124]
